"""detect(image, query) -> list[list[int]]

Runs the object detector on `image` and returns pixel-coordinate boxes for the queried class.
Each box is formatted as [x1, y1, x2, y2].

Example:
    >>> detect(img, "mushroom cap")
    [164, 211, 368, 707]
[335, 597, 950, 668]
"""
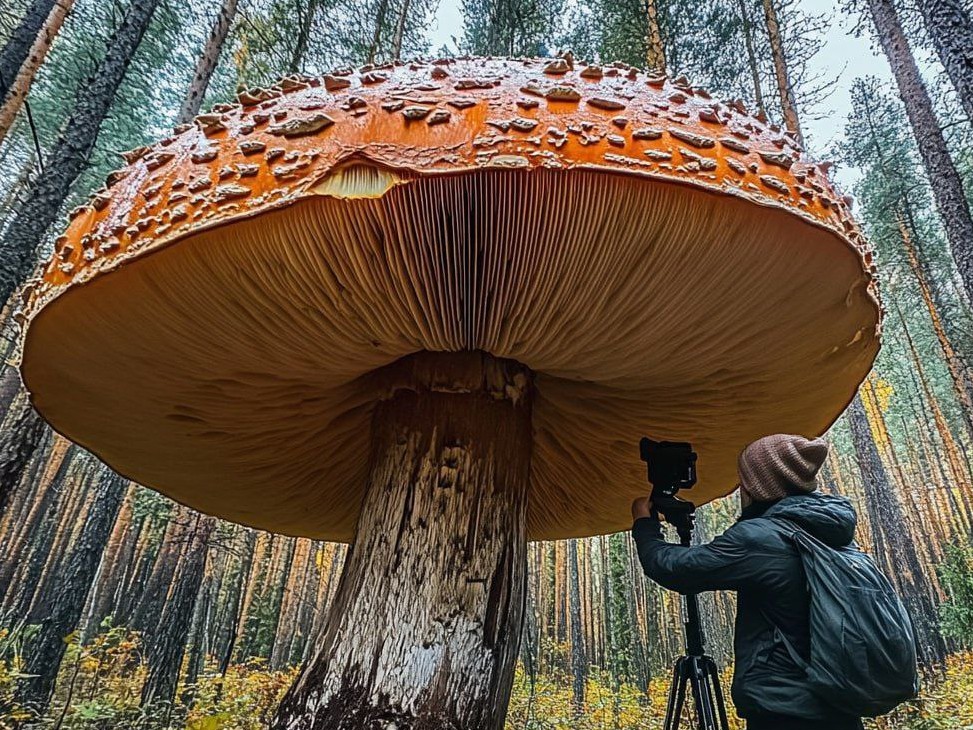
[19, 57, 880, 541]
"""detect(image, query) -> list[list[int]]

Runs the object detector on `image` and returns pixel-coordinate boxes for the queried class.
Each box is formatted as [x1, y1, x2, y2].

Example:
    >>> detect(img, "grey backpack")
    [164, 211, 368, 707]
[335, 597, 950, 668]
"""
[769, 517, 920, 717]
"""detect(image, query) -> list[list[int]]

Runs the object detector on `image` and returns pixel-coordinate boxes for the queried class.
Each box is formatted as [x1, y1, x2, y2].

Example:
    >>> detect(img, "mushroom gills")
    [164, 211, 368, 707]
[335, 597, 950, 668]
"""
[310, 163, 406, 200]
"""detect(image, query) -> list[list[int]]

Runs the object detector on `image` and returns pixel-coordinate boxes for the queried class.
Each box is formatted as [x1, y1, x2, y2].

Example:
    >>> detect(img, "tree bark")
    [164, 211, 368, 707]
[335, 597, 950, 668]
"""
[645, 0, 666, 74]
[0, 0, 75, 144]
[846, 396, 949, 666]
[0, 0, 161, 306]
[568, 539, 586, 715]
[82, 482, 136, 641]
[738, 0, 766, 116]
[0, 0, 57, 100]
[16, 466, 125, 717]
[897, 212, 973, 433]
[917, 0, 973, 125]
[131, 503, 192, 633]
[141, 513, 217, 711]
[176, 0, 238, 125]
[0, 398, 46, 520]
[867, 0, 973, 305]
[390, 0, 412, 62]
[272, 351, 532, 730]
[215, 527, 257, 701]
[287, 0, 320, 74]
[366, 0, 391, 64]
[761, 0, 803, 145]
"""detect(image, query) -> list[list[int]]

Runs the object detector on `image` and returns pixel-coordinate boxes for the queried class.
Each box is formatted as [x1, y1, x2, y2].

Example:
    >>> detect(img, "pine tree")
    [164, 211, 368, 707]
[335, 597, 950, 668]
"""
[761, 0, 803, 144]
[865, 0, 973, 305]
[846, 396, 949, 665]
[0, 0, 59, 101]
[140, 513, 217, 714]
[568, 539, 586, 715]
[917, 0, 973, 126]
[15, 464, 125, 717]
[0, 0, 75, 144]
[177, 0, 238, 124]
[0, 0, 162, 304]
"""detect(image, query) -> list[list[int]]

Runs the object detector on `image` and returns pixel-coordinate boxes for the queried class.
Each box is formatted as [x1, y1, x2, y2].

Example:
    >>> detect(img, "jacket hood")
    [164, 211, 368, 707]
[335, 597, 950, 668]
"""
[763, 492, 857, 547]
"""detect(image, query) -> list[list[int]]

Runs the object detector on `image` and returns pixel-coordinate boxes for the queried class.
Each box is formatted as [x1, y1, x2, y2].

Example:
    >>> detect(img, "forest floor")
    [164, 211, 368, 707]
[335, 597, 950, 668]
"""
[1, 627, 970, 730]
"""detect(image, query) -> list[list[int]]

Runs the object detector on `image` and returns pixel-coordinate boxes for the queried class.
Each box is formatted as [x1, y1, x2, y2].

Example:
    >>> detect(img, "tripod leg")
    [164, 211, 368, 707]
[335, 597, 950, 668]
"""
[703, 656, 731, 730]
[665, 657, 689, 730]
[688, 658, 719, 730]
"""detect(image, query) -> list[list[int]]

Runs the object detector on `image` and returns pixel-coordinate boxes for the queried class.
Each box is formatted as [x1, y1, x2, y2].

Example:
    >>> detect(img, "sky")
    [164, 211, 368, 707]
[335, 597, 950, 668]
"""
[423, 0, 899, 192]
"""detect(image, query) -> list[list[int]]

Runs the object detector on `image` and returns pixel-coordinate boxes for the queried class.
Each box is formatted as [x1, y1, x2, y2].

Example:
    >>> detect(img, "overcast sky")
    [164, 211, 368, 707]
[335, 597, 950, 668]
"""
[424, 0, 900, 192]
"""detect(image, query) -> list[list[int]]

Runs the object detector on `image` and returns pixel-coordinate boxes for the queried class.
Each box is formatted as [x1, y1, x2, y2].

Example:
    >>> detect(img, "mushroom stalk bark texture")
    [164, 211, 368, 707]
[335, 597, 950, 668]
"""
[273, 351, 531, 730]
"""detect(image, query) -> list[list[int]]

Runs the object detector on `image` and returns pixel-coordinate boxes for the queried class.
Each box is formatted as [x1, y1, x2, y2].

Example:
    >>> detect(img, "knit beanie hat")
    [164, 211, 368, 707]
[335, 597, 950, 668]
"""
[737, 434, 828, 506]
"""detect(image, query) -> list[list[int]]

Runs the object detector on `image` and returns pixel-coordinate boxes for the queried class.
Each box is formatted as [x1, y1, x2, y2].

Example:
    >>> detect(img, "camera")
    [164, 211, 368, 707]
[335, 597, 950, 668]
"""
[639, 437, 698, 538]
[639, 437, 698, 497]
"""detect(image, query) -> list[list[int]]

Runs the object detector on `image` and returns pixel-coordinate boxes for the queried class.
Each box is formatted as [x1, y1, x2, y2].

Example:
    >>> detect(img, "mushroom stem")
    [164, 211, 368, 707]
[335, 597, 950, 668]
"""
[273, 351, 533, 730]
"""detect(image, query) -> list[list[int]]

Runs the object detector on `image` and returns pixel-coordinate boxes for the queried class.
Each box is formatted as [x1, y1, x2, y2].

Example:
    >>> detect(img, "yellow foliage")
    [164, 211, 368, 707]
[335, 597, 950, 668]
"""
[2, 621, 970, 730]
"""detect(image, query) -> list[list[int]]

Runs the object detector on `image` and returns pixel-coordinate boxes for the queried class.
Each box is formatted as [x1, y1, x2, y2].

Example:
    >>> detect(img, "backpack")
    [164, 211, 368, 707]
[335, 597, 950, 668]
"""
[767, 517, 920, 717]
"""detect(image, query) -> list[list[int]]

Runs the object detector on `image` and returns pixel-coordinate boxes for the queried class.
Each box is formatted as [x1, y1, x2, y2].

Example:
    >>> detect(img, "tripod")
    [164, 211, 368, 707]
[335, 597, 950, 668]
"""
[655, 498, 730, 730]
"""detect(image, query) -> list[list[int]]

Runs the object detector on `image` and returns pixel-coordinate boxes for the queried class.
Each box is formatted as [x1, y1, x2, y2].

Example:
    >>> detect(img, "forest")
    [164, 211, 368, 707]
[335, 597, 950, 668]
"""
[1, 0, 973, 728]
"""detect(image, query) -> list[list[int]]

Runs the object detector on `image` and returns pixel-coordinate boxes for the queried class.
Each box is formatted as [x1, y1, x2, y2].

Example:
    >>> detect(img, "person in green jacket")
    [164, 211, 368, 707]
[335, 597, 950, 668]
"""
[631, 434, 865, 730]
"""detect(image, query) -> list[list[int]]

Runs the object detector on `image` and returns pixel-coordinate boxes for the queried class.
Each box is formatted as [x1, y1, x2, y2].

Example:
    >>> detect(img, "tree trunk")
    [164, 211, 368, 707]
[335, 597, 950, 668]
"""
[0, 0, 57, 100]
[846, 396, 949, 666]
[176, 0, 238, 125]
[141, 513, 217, 711]
[1, 446, 76, 616]
[272, 351, 532, 730]
[0, 398, 45, 519]
[866, 0, 973, 305]
[83, 482, 136, 641]
[131, 503, 192, 633]
[917, 0, 973, 125]
[0, 0, 161, 306]
[568, 539, 586, 715]
[182, 543, 216, 709]
[645, 0, 666, 74]
[0, 0, 75, 144]
[897, 212, 973, 434]
[287, 0, 319, 74]
[215, 527, 257, 698]
[16, 466, 125, 717]
[390, 0, 412, 62]
[738, 0, 766, 116]
[366, 0, 391, 64]
[761, 0, 803, 145]
[0, 435, 67, 595]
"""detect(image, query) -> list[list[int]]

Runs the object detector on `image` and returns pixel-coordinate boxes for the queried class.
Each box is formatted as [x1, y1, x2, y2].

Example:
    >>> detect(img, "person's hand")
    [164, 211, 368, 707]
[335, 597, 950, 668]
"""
[631, 497, 654, 521]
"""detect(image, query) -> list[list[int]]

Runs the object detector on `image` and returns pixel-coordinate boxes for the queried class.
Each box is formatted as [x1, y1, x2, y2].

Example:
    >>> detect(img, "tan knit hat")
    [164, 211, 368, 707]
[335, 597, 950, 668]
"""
[738, 434, 828, 506]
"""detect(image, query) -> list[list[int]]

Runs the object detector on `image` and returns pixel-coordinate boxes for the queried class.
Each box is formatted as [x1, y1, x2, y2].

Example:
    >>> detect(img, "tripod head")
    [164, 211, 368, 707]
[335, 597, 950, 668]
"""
[639, 437, 699, 544]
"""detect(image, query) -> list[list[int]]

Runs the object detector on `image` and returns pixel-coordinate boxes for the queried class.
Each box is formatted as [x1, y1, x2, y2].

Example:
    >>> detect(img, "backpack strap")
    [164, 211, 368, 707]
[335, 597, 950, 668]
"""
[758, 513, 813, 672]
[759, 607, 809, 671]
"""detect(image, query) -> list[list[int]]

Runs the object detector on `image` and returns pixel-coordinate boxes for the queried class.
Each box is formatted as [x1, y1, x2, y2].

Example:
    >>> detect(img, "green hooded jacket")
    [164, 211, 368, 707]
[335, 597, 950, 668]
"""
[632, 492, 860, 722]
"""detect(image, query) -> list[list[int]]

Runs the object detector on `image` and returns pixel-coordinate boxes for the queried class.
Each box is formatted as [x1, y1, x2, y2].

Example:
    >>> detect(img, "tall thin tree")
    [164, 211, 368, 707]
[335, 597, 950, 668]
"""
[866, 0, 973, 305]
[917, 0, 973, 125]
[15, 466, 125, 717]
[0, 0, 58, 101]
[761, 0, 804, 144]
[177, 0, 239, 125]
[846, 396, 949, 666]
[0, 0, 162, 304]
[0, 0, 76, 144]
[645, 0, 666, 74]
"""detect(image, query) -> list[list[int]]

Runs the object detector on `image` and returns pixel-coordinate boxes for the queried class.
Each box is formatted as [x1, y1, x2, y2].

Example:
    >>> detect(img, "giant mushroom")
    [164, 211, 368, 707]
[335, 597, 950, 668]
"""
[19, 57, 880, 728]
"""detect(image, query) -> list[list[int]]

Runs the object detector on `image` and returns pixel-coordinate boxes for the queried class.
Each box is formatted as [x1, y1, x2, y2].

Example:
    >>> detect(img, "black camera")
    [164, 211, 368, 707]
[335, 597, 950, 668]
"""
[639, 437, 698, 537]
[639, 438, 698, 497]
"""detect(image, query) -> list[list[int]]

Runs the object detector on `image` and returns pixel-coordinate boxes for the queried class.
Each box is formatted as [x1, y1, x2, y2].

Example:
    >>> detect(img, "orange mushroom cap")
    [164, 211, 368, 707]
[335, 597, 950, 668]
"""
[19, 57, 880, 541]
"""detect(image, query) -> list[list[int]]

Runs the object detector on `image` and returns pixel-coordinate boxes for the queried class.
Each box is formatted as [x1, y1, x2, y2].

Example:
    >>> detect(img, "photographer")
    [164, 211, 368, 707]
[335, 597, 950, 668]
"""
[631, 434, 865, 730]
